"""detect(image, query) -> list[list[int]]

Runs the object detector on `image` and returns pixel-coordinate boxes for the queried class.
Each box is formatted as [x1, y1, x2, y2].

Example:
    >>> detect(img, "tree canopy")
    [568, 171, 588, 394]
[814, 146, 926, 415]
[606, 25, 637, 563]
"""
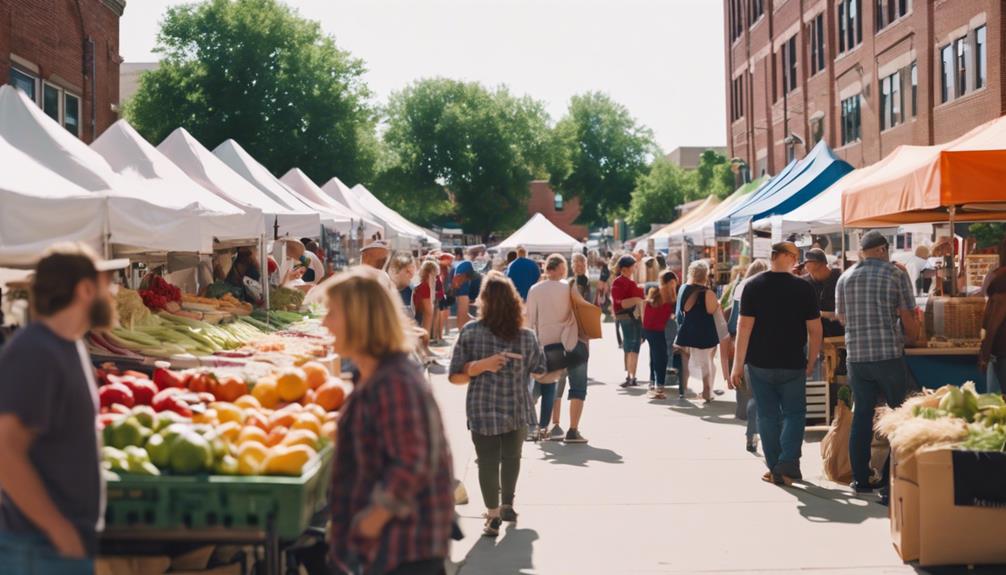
[549, 92, 656, 226]
[379, 78, 552, 235]
[125, 0, 377, 187]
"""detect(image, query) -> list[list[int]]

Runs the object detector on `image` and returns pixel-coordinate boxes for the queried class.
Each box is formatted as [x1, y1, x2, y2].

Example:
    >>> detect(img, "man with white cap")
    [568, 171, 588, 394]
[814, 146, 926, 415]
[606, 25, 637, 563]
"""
[359, 240, 395, 293]
[836, 230, 918, 498]
[0, 243, 126, 569]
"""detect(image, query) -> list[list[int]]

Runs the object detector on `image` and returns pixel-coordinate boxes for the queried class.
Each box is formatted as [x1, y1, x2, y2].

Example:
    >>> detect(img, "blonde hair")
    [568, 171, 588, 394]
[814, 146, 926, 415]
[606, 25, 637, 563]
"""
[744, 259, 769, 279]
[325, 267, 413, 358]
[687, 259, 709, 283]
[419, 260, 439, 283]
[545, 253, 567, 272]
[643, 257, 658, 282]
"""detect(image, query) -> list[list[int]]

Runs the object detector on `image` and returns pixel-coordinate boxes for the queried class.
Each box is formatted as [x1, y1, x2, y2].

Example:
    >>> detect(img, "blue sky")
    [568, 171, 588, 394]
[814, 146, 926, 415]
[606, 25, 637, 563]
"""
[120, 0, 727, 153]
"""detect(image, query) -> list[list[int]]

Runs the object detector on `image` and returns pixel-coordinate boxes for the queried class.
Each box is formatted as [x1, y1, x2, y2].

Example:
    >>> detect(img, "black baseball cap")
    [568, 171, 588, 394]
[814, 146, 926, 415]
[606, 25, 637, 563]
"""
[801, 248, 827, 265]
[861, 230, 889, 251]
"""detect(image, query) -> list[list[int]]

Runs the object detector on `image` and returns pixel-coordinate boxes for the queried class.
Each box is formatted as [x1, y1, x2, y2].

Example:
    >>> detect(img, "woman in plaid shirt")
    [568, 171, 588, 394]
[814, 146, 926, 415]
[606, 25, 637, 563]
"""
[323, 268, 455, 575]
[449, 271, 554, 537]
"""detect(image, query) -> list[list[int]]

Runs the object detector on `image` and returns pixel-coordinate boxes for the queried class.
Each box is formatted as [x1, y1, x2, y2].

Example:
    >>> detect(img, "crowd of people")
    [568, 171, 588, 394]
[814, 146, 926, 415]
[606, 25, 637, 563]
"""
[1, 230, 1004, 575]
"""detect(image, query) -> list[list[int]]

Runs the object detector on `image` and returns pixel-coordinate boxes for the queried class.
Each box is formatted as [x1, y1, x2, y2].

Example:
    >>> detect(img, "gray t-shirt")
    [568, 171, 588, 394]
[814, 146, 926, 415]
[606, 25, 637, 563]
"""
[0, 322, 103, 555]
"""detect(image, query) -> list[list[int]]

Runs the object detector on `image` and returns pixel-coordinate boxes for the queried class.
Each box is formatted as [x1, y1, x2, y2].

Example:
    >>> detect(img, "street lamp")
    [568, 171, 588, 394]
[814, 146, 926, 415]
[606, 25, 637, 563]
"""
[783, 133, 805, 162]
[729, 157, 749, 186]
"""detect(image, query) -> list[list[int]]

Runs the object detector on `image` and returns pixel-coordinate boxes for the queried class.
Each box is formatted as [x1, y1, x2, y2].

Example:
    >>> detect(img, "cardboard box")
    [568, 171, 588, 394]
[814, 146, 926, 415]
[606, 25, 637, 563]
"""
[916, 448, 1006, 567]
[890, 448, 920, 562]
[96, 556, 171, 575]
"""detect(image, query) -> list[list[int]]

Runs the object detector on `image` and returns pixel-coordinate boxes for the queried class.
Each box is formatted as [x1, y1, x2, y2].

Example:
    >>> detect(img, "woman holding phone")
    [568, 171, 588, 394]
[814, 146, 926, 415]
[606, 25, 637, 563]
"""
[449, 271, 556, 538]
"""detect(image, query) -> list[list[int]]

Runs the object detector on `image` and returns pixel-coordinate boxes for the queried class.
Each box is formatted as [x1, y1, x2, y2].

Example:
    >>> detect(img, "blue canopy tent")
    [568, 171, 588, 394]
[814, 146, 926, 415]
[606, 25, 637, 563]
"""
[723, 141, 853, 237]
[710, 158, 798, 240]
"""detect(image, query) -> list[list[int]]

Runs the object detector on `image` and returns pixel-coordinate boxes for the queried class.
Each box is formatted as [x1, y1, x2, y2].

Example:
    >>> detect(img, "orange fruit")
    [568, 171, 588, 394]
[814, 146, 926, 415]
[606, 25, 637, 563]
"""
[301, 362, 329, 390]
[238, 425, 268, 446]
[268, 410, 297, 430]
[281, 428, 319, 449]
[321, 420, 337, 441]
[245, 411, 270, 432]
[304, 404, 327, 422]
[276, 368, 308, 402]
[211, 402, 244, 425]
[193, 408, 218, 425]
[251, 378, 280, 409]
[237, 442, 269, 475]
[216, 421, 242, 444]
[314, 382, 346, 412]
[234, 395, 261, 410]
[265, 425, 288, 447]
[263, 444, 316, 476]
[290, 412, 322, 436]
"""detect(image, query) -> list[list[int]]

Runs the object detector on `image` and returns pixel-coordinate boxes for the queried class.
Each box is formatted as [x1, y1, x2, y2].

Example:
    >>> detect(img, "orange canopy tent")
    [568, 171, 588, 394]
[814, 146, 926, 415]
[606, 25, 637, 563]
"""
[842, 115, 1006, 227]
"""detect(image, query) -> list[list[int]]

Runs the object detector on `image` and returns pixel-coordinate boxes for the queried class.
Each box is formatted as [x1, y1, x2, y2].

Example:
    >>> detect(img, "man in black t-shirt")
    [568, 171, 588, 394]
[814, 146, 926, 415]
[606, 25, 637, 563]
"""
[730, 241, 823, 486]
[800, 248, 844, 338]
[0, 244, 125, 569]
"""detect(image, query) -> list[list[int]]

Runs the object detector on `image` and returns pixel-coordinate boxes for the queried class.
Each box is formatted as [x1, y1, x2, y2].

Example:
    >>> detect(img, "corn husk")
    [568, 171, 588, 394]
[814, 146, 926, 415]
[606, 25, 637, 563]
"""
[875, 386, 968, 459]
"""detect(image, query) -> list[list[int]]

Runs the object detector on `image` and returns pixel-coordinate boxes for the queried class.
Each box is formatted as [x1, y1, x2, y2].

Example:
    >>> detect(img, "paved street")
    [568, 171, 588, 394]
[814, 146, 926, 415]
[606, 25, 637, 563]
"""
[430, 322, 917, 575]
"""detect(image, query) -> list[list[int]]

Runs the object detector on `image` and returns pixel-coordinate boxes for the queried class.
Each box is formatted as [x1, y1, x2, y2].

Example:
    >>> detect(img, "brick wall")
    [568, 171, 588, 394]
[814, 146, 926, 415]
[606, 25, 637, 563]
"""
[526, 181, 589, 241]
[0, 0, 124, 143]
[725, 0, 1005, 171]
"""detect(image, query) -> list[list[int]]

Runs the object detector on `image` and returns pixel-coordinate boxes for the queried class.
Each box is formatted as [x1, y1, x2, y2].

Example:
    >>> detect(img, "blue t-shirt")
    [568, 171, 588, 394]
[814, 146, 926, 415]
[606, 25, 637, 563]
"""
[506, 257, 540, 301]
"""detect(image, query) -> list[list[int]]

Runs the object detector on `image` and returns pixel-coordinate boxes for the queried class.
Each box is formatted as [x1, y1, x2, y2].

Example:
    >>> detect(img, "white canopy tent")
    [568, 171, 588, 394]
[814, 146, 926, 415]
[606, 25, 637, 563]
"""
[497, 213, 584, 254]
[158, 128, 321, 240]
[213, 140, 352, 234]
[279, 168, 384, 238]
[0, 86, 212, 255]
[352, 184, 441, 249]
[320, 178, 432, 249]
[92, 120, 264, 244]
[0, 135, 106, 266]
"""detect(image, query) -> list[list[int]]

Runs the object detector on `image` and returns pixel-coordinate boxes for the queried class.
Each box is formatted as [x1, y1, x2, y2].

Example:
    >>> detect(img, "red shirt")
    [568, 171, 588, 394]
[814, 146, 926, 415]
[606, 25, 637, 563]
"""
[643, 302, 673, 331]
[611, 275, 644, 313]
[413, 282, 432, 308]
[435, 277, 445, 300]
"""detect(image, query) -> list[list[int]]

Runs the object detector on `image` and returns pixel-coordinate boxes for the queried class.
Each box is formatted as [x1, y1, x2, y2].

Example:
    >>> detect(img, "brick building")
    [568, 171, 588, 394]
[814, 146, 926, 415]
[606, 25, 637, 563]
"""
[0, 0, 126, 143]
[725, 0, 1003, 174]
[666, 146, 728, 169]
[526, 180, 589, 241]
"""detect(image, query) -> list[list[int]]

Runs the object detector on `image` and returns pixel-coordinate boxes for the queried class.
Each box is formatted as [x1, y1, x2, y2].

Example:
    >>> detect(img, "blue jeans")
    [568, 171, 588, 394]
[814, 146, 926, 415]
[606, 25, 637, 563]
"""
[531, 382, 557, 429]
[745, 365, 807, 471]
[643, 329, 668, 386]
[745, 393, 759, 439]
[618, 317, 642, 353]
[988, 355, 1005, 394]
[0, 531, 93, 574]
[847, 358, 909, 486]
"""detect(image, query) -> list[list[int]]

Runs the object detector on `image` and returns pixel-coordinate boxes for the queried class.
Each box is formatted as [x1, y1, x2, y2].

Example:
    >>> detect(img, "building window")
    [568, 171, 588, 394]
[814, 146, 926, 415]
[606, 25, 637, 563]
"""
[975, 25, 986, 89]
[64, 93, 81, 136]
[731, 75, 745, 121]
[9, 68, 38, 102]
[810, 14, 826, 75]
[837, 0, 863, 54]
[875, 0, 909, 32]
[879, 71, 903, 131]
[780, 35, 798, 97]
[940, 44, 954, 103]
[910, 61, 917, 116]
[43, 83, 61, 122]
[554, 193, 564, 211]
[729, 0, 744, 41]
[749, 0, 764, 26]
[955, 36, 968, 98]
[840, 94, 861, 145]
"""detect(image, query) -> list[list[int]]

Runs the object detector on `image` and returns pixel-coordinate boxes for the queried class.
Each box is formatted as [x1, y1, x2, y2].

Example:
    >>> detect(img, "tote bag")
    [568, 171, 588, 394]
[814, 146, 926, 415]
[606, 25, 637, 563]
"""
[570, 284, 603, 340]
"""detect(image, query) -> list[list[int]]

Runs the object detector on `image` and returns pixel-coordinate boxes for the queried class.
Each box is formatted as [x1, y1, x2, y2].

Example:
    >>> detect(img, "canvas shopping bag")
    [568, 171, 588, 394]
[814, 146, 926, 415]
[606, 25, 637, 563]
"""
[821, 400, 854, 484]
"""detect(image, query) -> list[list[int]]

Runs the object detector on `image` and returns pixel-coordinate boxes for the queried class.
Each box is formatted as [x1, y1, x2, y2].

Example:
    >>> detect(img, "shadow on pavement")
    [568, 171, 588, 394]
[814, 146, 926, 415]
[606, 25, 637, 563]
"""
[780, 481, 889, 524]
[666, 396, 749, 427]
[458, 525, 538, 575]
[537, 440, 624, 467]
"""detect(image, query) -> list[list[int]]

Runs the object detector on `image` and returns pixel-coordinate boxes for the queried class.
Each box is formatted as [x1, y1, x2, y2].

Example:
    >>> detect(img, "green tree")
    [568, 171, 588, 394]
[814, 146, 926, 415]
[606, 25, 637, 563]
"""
[627, 158, 696, 235]
[692, 150, 736, 200]
[550, 92, 657, 226]
[125, 0, 377, 187]
[380, 78, 552, 235]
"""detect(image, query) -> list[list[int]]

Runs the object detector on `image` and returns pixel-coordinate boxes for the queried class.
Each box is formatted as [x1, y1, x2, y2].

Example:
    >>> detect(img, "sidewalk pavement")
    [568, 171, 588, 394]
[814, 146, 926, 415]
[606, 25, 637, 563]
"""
[429, 322, 921, 575]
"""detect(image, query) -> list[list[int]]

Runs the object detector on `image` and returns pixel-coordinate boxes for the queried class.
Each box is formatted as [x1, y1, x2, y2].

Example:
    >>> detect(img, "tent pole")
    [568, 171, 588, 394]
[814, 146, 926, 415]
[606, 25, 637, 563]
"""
[260, 234, 270, 312]
[948, 205, 957, 296]
[841, 221, 847, 269]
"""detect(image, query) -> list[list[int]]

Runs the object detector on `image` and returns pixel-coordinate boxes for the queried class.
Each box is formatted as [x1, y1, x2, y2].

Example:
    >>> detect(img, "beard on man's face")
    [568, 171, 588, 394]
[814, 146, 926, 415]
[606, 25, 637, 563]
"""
[88, 293, 116, 331]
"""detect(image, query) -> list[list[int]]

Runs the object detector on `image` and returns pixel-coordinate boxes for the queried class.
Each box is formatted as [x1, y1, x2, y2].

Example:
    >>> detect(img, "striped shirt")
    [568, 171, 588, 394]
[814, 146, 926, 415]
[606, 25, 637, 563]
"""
[836, 258, 917, 363]
[449, 321, 546, 436]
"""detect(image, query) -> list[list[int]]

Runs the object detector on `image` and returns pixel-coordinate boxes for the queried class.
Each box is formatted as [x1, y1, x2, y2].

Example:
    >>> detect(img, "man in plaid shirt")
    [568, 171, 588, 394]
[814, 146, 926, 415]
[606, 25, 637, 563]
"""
[836, 230, 919, 497]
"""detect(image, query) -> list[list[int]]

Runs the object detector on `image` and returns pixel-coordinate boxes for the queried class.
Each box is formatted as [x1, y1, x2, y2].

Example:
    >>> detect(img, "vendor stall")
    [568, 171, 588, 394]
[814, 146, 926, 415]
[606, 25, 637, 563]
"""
[280, 168, 384, 238]
[496, 212, 585, 254]
[352, 183, 443, 249]
[321, 177, 435, 250]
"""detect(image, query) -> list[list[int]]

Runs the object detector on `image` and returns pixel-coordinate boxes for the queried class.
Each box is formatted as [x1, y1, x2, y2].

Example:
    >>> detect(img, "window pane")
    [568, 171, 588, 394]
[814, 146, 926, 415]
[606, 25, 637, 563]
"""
[43, 84, 60, 122]
[838, 4, 846, 52]
[956, 37, 967, 97]
[891, 70, 901, 126]
[64, 93, 80, 136]
[941, 45, 954, 102]
[976, 26, 986, 89]
[911, 62, 918, 116]
[9, 68, 37, 102]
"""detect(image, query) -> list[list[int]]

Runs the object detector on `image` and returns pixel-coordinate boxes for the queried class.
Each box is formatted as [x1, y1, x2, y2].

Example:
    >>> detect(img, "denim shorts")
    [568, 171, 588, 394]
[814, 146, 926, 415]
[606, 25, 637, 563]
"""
[618, 317, 642, 353]
[0, 531, 93, 575]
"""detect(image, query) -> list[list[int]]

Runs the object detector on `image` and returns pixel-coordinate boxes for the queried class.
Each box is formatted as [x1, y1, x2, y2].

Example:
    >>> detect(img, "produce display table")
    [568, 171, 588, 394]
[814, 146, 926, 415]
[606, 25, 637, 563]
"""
[101, 446, 332, 575]
[904, 347, 987, 392]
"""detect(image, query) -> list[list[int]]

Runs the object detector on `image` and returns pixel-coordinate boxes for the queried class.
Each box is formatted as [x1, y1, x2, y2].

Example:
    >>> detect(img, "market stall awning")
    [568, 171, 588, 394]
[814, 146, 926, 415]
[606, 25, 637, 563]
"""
[92, 120, 264, 243]
[321, 177, 438, 249]
[843, 115, 1006, 227]
[280, 168, 384, 238]
[678, 177, 765, 246]
[158, 128, 321, 240]
[497, 213, 584, 254]
[0, 135, 106, 266]
[213, 140, 352, 235]
[725, 141, 853, 236]
[352, 184, 442, 249]
[650, 195, 721, 241]
[0, 86, 213, 254]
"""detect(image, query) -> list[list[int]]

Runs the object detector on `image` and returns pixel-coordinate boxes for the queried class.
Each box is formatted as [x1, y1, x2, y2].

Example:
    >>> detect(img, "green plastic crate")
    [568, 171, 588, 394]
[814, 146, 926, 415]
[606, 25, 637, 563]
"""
[104, 445, 332, 541]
